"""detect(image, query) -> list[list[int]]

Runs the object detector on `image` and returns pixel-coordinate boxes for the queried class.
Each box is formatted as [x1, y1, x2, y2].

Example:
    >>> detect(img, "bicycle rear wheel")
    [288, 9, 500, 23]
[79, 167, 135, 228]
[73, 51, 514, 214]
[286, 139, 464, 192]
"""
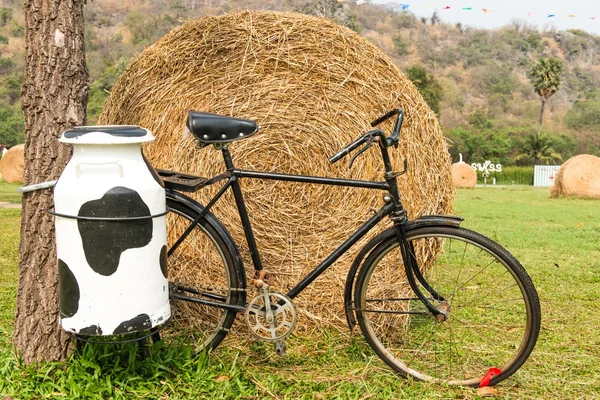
[165, 196, 243, 352]
[354, 226, 540, 386]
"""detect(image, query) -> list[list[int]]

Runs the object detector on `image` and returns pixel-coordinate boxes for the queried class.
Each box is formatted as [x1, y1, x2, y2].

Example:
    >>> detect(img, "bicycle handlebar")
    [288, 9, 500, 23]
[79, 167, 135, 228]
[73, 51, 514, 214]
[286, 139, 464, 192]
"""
[328, 133, 370, 164]
[370, 108, 401, 127]
[371, 108, 404, 147]
[329, 109, 405, 164]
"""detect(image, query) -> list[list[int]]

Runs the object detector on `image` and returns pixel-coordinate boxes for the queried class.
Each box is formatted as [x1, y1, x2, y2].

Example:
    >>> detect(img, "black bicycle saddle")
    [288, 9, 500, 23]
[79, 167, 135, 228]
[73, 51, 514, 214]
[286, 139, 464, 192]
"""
[186, 111, 259, 145]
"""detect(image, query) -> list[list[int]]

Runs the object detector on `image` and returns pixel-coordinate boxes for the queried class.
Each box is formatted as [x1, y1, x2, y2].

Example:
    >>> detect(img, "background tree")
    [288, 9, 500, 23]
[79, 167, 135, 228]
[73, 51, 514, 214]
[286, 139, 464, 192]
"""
[515, 134, 562, 165]
[0, 107, 24, 146]
[13, 0, 89, 363]
[406, 65, 443, 115]
[392, 34, 408, 56]
[528, 57, 563, 138]
[296, 0, 358, 31]
[564, 100, 600, 132]
[467, 109, 493, 130]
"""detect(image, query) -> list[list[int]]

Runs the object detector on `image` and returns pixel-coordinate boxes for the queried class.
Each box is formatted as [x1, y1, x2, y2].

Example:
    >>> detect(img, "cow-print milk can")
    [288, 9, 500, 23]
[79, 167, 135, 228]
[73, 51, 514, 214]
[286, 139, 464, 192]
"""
[53, 126, 170, 336]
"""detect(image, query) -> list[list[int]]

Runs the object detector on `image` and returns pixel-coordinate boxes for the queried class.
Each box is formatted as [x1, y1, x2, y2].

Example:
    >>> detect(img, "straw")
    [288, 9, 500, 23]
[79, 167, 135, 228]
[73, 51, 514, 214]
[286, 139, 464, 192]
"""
[99, 10, 454, 329]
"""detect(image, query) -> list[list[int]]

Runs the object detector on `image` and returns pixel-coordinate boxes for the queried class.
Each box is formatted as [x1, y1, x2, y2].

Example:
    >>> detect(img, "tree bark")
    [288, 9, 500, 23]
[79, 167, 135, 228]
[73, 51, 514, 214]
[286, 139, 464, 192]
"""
[14, 0, 88, 364]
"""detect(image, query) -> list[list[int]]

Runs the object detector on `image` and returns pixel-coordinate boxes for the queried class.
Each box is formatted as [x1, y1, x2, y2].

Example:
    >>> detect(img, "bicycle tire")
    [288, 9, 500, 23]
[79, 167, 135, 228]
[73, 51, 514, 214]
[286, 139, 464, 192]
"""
[165, 195, 244, 352]
[354, 226, 540, 386]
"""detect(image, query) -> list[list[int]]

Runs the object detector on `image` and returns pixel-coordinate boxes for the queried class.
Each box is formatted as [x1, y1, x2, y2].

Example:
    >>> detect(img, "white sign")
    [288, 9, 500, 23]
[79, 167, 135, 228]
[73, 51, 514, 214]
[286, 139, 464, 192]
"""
[471, 160, 502, 174]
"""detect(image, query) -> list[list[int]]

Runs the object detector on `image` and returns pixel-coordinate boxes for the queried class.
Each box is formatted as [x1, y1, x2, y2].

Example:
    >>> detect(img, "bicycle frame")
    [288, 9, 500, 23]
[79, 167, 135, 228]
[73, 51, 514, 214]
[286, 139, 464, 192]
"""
[169, 137, 445, 318]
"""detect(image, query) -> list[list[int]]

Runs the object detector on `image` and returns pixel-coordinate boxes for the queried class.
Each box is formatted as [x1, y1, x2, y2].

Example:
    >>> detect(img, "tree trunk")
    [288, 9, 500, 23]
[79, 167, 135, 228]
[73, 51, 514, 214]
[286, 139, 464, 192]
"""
[536, 98, 546, 139]
[14, 0, 88, 364]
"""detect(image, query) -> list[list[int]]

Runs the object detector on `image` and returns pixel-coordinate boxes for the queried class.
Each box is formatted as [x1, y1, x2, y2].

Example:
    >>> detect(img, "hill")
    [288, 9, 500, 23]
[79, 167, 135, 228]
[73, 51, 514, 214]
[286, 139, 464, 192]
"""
[1, 0, 599, 164]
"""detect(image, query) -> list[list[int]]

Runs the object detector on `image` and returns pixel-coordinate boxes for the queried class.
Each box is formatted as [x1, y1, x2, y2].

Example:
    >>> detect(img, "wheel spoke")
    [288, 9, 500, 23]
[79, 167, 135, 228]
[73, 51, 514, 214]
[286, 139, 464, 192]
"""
[164, 197, 240, 352]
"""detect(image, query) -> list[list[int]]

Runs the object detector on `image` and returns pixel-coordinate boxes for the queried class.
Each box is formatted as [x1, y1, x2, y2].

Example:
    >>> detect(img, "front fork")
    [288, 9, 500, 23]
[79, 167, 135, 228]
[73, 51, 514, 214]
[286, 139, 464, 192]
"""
[392, 214, 449, 322]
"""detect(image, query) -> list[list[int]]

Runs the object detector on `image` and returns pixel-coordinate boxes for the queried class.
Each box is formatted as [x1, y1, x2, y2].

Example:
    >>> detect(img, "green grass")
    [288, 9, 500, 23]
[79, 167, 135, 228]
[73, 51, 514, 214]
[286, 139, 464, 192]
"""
[0, 181, 22, 203]
[454, 187, 600, 398]
[1, 187, 599, 398]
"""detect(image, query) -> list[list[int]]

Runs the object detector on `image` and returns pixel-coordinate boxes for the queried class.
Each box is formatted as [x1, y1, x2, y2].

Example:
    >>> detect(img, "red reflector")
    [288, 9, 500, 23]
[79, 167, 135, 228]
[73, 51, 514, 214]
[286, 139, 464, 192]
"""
[480, 368, 502, 387]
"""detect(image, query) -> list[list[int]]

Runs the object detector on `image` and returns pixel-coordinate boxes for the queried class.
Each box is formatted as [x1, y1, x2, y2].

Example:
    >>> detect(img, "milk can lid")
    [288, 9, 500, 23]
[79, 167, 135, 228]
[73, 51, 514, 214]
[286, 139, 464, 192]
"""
[59, 125, 155, 144]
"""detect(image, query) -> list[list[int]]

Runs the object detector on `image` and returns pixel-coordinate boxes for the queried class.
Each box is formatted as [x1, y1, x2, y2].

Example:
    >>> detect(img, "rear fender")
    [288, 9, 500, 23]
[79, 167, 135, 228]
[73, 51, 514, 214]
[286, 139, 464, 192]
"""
[343, 215, 463, 331]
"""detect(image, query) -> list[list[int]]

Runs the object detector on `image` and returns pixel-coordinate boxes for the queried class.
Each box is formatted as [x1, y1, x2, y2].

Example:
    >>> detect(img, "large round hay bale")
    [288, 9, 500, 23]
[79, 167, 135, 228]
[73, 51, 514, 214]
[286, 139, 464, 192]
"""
[99, 11, 454, 326]
[0, 144, 25, 183]
[551, 154, 600, 199]
[452, 162, 477, 188]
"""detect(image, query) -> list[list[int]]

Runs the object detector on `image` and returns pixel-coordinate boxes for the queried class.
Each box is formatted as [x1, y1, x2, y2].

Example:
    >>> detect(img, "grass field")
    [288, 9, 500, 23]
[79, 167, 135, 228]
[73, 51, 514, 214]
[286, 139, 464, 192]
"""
[0, 181, 21, 204]
[0, 183, 599, 399]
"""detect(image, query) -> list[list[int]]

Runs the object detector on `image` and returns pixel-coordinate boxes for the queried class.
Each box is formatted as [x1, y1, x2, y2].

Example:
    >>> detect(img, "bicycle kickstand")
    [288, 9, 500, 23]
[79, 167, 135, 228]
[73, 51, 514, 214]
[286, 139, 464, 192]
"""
[273, 339, 286, 357]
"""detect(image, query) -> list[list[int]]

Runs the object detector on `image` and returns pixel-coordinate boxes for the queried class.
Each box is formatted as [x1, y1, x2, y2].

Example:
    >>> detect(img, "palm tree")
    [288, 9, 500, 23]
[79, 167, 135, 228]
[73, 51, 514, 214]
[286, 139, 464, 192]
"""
[528, 57, 563, 138]
[516, 135, 562, 165]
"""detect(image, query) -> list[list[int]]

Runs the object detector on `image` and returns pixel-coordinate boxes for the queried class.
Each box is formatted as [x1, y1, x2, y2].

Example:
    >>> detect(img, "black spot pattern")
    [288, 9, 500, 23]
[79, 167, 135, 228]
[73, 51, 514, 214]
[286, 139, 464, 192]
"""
[113, 314, 152, 334]
[78, 187, 153, 276]
[58, 259, 80, 318]
[79, 325, 103, 336]
[160, 245, 168, 279]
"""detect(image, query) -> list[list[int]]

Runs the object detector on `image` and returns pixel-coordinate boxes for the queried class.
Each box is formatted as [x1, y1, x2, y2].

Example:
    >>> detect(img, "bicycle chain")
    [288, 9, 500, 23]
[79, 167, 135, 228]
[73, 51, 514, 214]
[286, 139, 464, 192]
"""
[170, 282, 249, 294]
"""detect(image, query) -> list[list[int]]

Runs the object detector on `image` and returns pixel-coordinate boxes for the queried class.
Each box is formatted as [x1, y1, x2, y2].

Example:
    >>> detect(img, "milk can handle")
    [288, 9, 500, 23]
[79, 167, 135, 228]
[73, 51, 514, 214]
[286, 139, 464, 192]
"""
[75, 161, 124, 178]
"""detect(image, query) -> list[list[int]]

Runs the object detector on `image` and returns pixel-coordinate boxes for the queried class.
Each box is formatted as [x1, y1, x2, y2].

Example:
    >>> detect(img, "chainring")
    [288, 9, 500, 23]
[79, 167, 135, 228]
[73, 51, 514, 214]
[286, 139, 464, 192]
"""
[245, 291, 297, 342]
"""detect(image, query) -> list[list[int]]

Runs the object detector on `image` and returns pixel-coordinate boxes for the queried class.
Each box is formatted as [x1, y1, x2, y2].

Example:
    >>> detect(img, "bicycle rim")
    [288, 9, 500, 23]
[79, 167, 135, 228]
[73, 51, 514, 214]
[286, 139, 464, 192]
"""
[354, 226, 540, 386]
[165, 198, 240, 352]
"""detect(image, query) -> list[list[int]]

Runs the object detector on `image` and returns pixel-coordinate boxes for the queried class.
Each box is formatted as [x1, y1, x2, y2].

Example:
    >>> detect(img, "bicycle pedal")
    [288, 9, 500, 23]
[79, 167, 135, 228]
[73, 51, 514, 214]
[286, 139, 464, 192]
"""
[251, 269, 271, 288]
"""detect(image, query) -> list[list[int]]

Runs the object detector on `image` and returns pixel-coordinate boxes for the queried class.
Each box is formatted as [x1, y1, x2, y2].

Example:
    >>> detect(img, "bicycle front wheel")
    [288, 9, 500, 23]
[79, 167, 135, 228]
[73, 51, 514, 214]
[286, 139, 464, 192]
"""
[354, 226, 540, 386]
[165, 196, 243, 352]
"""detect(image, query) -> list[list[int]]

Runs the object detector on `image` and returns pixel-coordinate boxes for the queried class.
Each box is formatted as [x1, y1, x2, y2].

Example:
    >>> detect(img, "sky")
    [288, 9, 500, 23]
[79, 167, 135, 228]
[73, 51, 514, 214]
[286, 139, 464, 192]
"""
[364, 0, 600, 35]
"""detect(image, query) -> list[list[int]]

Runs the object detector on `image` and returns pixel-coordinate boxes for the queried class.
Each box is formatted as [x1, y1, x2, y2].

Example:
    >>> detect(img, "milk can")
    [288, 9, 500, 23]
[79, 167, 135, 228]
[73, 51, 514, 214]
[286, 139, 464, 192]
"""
[53, 126, 170, 336]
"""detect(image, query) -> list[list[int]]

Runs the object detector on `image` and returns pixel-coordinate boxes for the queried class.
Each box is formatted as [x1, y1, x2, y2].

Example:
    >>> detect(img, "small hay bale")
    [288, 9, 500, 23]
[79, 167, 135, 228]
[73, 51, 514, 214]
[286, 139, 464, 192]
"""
[551, 154, 600, 199]
[452, 162, 477, 188]
[99, 11, 454, 327]
[0, 144, 25, 183]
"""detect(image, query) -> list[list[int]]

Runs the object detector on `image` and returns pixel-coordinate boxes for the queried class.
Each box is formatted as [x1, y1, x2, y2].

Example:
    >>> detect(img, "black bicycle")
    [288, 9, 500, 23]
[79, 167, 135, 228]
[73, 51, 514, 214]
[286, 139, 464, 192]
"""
[158, 109, 540, 387]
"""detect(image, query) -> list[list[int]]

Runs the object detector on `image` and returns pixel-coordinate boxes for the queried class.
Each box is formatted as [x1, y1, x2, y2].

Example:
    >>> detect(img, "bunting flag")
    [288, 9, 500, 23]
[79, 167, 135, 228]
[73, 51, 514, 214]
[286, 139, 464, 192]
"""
[353, 1, 600, 23]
